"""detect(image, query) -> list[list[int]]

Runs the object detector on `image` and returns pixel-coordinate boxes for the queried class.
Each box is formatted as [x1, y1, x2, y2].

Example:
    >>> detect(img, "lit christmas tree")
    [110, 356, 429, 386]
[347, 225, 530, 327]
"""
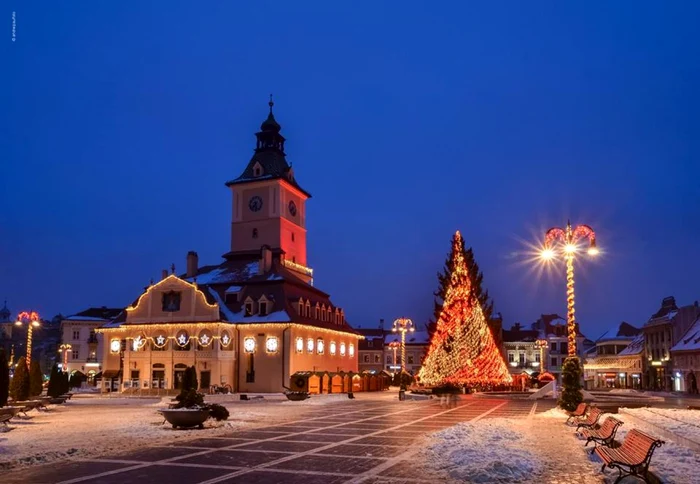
[419, 231, 511, 387]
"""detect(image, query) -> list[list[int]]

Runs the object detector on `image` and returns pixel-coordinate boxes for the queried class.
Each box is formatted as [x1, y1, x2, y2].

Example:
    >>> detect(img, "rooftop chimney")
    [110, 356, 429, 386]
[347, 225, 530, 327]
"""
[161, 269, 168, 280]
[186, 251, 199, 278]
[258, 246, 273, 274]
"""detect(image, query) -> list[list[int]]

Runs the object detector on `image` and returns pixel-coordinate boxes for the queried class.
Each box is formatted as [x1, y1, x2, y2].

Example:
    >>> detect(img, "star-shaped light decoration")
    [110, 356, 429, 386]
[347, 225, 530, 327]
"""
[200, 334, 210, 346]
[221, 334, 230, 346]
[178, 333, 188, 346]
[156, 335, 166, 346]
[132, 336, 141, 351]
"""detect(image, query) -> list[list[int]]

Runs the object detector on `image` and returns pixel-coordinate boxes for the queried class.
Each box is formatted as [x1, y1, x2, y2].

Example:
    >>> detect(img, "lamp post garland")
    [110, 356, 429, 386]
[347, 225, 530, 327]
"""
[392, 318, 414, 373]
[542, 221, 598, 358]
[388, 341, 400, 374]
[535, 339, 548, 374]
[15, 311, 41, 368]
[58, 344, 73, 371]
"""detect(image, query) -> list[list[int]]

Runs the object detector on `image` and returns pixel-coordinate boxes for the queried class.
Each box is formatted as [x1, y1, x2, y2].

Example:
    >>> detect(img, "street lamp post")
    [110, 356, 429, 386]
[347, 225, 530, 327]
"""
[392, 318, 415, 373]
[388, 341, 400, 374]
[541, 221, 598, 358]
[535, 339, 548, 374]
[58, 344, 73, 372]
[15, 311, 41, 368]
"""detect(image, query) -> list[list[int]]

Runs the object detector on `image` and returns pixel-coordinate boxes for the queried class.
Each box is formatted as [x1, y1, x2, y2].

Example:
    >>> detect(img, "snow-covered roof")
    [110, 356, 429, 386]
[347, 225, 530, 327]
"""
[671, 316, 700, 353]
[618, 334, 645, 356]
[385, 330, 430, 345]
[596, 322, 641, 342]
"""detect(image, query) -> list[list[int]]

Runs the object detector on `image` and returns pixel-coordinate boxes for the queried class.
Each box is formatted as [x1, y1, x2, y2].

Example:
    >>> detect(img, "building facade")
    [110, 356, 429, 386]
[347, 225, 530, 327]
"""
[670, 314, 700, 393]
[583, 322, 644, 389]
[60, 307, 123, 379]
[96, 102, 360, 393]
[642, 297, 700, 391]
[357, 323, 430, 375]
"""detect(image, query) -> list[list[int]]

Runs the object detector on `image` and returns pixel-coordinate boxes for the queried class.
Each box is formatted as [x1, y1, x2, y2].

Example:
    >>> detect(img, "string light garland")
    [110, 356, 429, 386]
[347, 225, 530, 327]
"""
[418, 231, 511, 387]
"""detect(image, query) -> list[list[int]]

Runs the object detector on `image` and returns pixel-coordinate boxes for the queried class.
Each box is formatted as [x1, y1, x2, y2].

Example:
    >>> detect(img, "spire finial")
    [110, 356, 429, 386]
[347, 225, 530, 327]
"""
[268, 93, 274, 113]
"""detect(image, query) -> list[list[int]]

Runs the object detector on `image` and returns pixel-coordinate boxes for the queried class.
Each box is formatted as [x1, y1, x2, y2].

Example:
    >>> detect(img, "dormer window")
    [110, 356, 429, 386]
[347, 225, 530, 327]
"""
[315, 303, 320, 320]
[305, 302, 311, 318]
[253, 162, 263, 177]
[244, 297, 254, 316]
[259, 302, 267, 316]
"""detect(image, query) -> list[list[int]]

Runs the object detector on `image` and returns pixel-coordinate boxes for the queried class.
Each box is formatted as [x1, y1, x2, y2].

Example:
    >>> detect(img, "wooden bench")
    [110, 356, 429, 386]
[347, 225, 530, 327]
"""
[576, 406, 603, 432]
[581, 416, 623, 451]
[566, 402, 588, 424]
[595, 428, 664, 484]
[0, 413, 12, 426]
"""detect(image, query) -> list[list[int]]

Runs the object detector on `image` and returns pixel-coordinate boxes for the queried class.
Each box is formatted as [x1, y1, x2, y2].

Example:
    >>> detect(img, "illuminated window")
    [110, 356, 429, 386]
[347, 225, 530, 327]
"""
[340, 342, 346, 356]
[295, 337, 303, 353]
[317, 339, 325, 355]
[306, 338, 314, 353]
[349, 343, 355, 357]
[244, 337, 256, 353]
[330, 341, 337, 355]
[266, 337, 279, 353]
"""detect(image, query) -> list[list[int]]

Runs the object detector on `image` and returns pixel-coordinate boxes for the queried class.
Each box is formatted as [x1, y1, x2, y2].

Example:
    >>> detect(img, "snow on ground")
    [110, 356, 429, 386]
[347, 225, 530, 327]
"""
[0, 394, 326, 469]
[421, 411, 603, 483]
[620, 407, 700, 446]
[611, 413, 700, 484]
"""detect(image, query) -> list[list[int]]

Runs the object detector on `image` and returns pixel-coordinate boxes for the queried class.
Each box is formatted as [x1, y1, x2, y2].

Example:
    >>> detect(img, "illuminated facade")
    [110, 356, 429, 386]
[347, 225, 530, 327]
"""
[97, 102, 360, 393]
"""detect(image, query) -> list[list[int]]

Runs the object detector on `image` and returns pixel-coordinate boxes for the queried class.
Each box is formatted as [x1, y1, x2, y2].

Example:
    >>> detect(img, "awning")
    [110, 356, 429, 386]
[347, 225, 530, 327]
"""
[102, 370, 122, 379]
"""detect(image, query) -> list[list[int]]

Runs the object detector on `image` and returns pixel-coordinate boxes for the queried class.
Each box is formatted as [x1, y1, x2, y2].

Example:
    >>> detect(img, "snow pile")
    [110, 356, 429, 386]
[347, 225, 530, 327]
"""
[621, 407, 700, 445]
[423, 421, 538, 482]
[613, 421, 700, 484]
[536, 407, 568, 419]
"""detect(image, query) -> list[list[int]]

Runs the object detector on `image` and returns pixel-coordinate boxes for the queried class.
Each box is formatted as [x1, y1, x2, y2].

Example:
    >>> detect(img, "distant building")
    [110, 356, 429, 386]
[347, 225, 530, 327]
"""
[61, 307, 123, 382]
[642, 297, 700, 391]
[670, 313, 700, 393]
[357, 320, 430, 375]
[583, 322, 644, 389]
[502, 314, 590, 383]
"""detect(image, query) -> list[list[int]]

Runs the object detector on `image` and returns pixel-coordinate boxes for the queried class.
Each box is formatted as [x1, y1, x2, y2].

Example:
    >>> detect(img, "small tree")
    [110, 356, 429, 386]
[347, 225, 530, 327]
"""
[0, 348, 9, 406]
[558, 357, 583, 411]
[61, 371, 70, 395]
[47, 364, 62, 397]
[29, 359, 43, 397]
[9, 357, 30, 402]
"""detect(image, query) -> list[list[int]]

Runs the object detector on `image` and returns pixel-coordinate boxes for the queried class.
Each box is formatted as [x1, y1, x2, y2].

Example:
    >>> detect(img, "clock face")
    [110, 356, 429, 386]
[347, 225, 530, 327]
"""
[266, 337, 279, 353]
[110, 339, 121, 353]
[248, 196, 263, 212]
[288, 201, 297, 216]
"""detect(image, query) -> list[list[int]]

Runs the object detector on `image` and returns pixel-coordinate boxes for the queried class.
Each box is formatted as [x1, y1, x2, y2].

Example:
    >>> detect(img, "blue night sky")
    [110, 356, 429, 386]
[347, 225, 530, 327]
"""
[3, 2, 699, 339]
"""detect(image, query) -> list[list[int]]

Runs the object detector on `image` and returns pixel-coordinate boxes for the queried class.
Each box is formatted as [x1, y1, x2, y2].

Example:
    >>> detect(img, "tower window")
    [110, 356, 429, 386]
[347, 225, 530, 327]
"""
[252, 228, 258, 239]
[291, 232, 295, 242]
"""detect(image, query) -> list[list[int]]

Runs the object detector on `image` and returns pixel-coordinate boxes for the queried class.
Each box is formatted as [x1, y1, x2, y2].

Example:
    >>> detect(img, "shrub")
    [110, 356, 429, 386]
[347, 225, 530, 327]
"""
[0, 348, 9, 406]
[47, 364, 62, 397]
[558, 357, 583, 412]
[29, 359, 43, 397]
[173, 389, 229, 421]
[9, 357, 30, 402]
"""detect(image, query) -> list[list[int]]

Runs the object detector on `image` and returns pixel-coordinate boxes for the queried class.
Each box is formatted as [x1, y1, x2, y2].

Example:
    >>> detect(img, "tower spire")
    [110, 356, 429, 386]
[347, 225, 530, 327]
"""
[269, 93, 274, 113]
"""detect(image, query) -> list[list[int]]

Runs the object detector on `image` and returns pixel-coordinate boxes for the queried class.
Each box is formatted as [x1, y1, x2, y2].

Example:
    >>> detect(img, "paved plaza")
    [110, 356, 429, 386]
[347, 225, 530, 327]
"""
[4, 397, 556, 484]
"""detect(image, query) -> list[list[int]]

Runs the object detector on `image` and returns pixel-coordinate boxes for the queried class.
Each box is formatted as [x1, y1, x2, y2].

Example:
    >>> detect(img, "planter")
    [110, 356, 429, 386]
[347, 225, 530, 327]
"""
[159, 409, 210, 429]
[284, 392, 310, 401]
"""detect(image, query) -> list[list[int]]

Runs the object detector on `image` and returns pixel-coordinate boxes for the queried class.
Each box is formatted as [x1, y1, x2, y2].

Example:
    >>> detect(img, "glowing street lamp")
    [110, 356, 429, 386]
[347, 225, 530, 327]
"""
[392, 318, 415, 373]
[541, 221, 598, 358]
[535, 339, 548, 374]
[15, 311, 41, 368]
[58, 344, 73, 371]
[388, 341, 400, 374]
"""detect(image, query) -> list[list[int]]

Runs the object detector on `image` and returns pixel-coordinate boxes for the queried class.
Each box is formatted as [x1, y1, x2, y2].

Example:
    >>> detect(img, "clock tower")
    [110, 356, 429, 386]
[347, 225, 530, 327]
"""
[225, 99, 311, 267]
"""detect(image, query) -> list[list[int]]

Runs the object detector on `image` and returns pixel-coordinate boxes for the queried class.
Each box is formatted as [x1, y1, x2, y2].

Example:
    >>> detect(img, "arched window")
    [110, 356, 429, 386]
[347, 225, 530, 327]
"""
[305, 301, 311, 318]
[252, 228, 258, 239]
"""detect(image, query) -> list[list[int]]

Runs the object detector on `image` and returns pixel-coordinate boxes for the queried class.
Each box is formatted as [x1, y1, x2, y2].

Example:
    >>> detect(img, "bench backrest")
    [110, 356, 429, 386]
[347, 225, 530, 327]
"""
[619, 429, 664, 465]
[598, 416, 623, 437]
[573, 403, 587, 414]
[583, 406, 602, 423]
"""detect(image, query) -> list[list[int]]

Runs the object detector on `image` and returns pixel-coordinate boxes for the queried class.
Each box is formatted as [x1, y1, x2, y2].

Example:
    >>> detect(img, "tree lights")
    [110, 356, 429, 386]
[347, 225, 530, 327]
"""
[419, 231, 511, 387]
